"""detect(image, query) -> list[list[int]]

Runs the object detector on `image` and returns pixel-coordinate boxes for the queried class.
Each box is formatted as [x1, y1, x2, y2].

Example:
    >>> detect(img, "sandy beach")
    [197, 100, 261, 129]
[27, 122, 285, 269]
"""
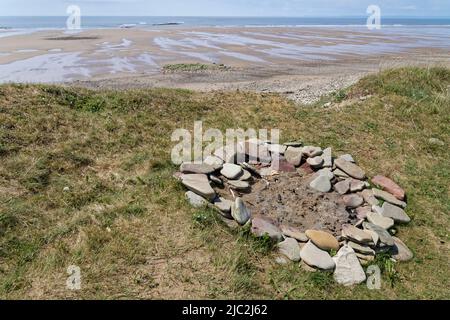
[1, 26, 449, 102]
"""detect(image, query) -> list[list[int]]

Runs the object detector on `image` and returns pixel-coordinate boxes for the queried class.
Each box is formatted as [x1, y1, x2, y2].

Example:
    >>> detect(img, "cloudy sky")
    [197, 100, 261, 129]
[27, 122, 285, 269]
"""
[0, 0, 449, 16]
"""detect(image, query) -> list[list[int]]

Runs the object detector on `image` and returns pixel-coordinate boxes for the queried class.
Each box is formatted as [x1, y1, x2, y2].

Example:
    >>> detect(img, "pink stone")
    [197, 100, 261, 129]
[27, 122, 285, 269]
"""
[372, 175, 405, 200]
[271, 159, 296, 173]
[251, 215, 283, 241]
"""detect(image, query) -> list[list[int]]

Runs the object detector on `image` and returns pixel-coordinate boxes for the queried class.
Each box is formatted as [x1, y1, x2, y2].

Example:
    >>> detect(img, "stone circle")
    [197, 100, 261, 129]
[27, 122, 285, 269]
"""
[176, 140, 413, 286]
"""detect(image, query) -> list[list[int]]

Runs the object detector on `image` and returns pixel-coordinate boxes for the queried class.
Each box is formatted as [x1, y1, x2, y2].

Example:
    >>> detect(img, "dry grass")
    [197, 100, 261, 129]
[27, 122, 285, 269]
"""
[0, 67, 449, 299]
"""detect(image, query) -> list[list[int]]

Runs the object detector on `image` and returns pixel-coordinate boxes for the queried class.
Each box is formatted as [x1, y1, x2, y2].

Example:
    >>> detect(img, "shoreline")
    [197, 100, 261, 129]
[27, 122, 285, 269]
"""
[1, 25, 449, 103]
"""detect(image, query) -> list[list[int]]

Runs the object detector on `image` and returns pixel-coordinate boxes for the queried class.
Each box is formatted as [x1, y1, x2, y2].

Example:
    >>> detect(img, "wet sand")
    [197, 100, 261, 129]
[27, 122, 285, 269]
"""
[1, 26, 449, 103]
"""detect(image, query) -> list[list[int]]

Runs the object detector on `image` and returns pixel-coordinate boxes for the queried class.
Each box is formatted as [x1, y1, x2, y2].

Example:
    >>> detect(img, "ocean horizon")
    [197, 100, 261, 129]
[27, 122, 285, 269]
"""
[1, 16, 450, 29]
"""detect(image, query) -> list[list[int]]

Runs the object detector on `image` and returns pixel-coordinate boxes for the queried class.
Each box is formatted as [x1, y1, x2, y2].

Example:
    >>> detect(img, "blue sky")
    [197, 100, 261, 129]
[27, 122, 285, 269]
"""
[0, 0, 449, 17]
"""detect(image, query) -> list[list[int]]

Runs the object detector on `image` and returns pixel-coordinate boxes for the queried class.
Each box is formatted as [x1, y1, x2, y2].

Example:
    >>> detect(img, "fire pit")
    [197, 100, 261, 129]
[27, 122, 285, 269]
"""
[175, 140, 413, 286]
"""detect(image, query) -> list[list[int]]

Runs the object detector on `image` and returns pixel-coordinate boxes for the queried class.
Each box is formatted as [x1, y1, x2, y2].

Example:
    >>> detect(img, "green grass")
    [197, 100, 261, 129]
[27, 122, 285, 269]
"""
[0, 67, 449, 299]
[163, 63, 229, 72]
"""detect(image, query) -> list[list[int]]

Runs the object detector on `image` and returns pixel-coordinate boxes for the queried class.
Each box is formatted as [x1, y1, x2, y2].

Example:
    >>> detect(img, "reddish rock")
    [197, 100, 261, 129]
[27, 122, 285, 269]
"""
[372, 175, 405, 200]
[271, 158, 296, 173]
[251, 215, 283, 241]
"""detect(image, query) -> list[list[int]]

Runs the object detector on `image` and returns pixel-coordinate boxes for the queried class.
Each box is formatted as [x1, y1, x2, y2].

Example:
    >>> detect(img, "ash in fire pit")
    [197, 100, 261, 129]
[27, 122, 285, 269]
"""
[242, 173, 358, 236]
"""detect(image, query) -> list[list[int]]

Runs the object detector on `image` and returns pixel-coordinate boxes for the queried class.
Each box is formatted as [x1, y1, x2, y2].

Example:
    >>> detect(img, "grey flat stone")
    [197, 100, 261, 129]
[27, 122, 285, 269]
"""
[180, 163, 215, 174]
[365, 229, 380, 246]
[238, 170, 252, 181]
[284, 147, 303, 167]
[209, 175, 223, 186]
[307, 156, 324, 169]
[300, 241, 335, 270]
[373, 188, 407, 208]
[390, 237, 414, 262]
[335, 158, 366, 180]
[278, 238, 301, 262]
[267, 144, 287, 154]
[214, 197, 233, 215]
[181, 174, 216, 201]
[251, 215, 283, 241]
[221, 163, 243, 180]
[372, 205, 383, 215]
[343, 194, 364, 208]
[348, 241, 375, 255]
[333, 245, 366, 286]
[334, 179, 350, 195]
[367, 212, 395, 230]
[361, 189, 380, 206]
[321, 147, 333, 168]
[381, 202, 411, 223]
[228, 180, 250, 191]
[310, 175, 332, 193]
[338, 154, 355, 163]
[350, 179, 367, 192]
[185, 191, 208, 208]
[204, 155, 224, 170]
[341, 224, 373, 244]
[220, 215, 240, 230]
